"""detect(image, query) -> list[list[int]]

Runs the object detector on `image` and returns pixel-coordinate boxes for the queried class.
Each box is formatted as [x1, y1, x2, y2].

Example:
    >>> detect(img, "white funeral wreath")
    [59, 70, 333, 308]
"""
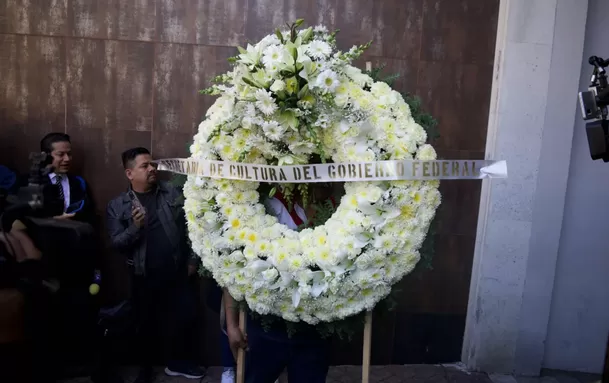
[183, 21, 441, 324]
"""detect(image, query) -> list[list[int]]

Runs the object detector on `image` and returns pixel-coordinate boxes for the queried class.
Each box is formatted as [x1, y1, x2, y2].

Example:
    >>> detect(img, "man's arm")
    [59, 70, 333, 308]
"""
[223, 289, 247, 360]
[106, 201, 143, 250]
[224, 289, 240, 329]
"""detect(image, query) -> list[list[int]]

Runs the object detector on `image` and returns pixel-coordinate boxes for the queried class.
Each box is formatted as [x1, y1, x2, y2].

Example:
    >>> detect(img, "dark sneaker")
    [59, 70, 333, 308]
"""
[164, 364, 206, 380]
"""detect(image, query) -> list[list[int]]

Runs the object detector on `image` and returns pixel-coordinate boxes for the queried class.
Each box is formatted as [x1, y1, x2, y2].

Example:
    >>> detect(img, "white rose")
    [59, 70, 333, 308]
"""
[270, 79, 286, 93]
[416, 144, 437, 160]
[261, 268, 279, 281]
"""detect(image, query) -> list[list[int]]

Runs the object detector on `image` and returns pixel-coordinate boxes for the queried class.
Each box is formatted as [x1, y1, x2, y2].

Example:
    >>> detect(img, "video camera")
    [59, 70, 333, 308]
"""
[1, 152, 63, 228]
[579, 56, 609, 162]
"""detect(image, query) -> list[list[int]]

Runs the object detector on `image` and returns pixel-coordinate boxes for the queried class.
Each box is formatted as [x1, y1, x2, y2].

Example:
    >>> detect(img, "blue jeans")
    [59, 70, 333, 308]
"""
[245, 319, 329, 383]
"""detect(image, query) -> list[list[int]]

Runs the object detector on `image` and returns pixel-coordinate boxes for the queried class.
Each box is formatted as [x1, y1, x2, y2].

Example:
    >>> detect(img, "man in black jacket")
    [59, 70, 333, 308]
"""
[106, 147, 203, 383]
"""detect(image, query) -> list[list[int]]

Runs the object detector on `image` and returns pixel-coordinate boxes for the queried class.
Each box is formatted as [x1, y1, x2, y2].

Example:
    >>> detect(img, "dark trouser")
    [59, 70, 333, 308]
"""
[245, 320, 329, 383]
[131, 269, 198, 370]
[209, 282, 236, 369]
[221, 329, 236, 369]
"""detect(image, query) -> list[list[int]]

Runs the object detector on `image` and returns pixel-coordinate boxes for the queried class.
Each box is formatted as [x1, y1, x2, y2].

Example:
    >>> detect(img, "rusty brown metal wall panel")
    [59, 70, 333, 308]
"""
[0, 34, 26, 124]
[157, 0, 200, 44]
[416, 61, 493, 152]
[67, 0, 157, 42]
[195, 0, 248, 47]
[66, 38, 109, 131]
[152, 44, 236, 159]
[421, 0, 499, 65]
[68, 0, 120, 39]
[399, 231, 477, 314]
[66, 39, 154, 132]
[157, 0, 250, 46]
[244, 0, 337, 43]
[116, 0, 156, 41]
[0, 0, 69, 36]
[0, 34, 66, 169]
[433, 149, 485, 238]
[372, 0, 425, 60]
[21, 36, 66, 128]
[334, 0, 424, 59]
[67, 127, 153, 209]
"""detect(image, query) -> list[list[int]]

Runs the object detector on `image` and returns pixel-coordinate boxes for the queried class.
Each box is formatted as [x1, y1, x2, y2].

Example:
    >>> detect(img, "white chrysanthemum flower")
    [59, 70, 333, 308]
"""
[257, 34, 281, 50]
[306, 40, 332, 59]
[262, 45, 287, 67]
[314, 70, 340, 94]
[313, 25, 328, 33]
[262, 120, 286, 141]
[254, 89, 278, 115]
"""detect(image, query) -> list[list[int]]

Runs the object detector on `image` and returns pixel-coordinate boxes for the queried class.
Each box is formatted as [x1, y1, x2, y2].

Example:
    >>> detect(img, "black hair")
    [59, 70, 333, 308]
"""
[121, 147, 150, 169]
[40, 132, 71, 154]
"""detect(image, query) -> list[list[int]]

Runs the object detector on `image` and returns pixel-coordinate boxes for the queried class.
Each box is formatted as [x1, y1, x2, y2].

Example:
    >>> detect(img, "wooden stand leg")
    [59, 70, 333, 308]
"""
[236, 309, 247, 383]
[362, 310, 373, 383]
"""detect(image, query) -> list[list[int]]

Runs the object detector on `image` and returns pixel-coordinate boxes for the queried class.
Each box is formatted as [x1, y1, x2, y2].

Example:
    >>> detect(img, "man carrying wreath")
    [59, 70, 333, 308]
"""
[224, 184, 337, 383]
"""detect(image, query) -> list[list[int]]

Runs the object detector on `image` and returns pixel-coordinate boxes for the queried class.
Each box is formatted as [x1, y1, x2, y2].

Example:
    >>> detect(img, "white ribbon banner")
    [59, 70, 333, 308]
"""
[154, 158, 507, 183]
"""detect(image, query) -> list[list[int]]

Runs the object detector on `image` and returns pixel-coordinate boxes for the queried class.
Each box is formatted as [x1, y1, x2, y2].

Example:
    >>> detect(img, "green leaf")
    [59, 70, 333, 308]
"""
[285, 41, 297, 59]
[294, 18, 305, 28]
[297, 83, 309, 99]
[269, 186, 277, 197]
[382, 73, 400, 86]
[275, 29, 284, 43]
[300, 27, 313, 42]
[242, 77, 261, 89]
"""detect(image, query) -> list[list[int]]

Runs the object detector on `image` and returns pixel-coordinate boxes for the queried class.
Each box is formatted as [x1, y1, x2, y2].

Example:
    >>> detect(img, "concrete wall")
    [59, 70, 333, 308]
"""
[463, 0, 589, 375]
[543, 0, 609, 373]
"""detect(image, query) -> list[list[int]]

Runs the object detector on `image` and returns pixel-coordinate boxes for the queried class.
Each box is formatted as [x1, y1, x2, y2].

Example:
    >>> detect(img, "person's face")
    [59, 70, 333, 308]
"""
[50, 141, 72, 174]
[125, 154, 157, 185]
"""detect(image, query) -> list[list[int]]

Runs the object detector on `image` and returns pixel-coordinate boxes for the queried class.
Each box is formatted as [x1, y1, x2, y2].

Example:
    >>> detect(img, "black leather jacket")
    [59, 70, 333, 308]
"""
[106, 181, 198, 276]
